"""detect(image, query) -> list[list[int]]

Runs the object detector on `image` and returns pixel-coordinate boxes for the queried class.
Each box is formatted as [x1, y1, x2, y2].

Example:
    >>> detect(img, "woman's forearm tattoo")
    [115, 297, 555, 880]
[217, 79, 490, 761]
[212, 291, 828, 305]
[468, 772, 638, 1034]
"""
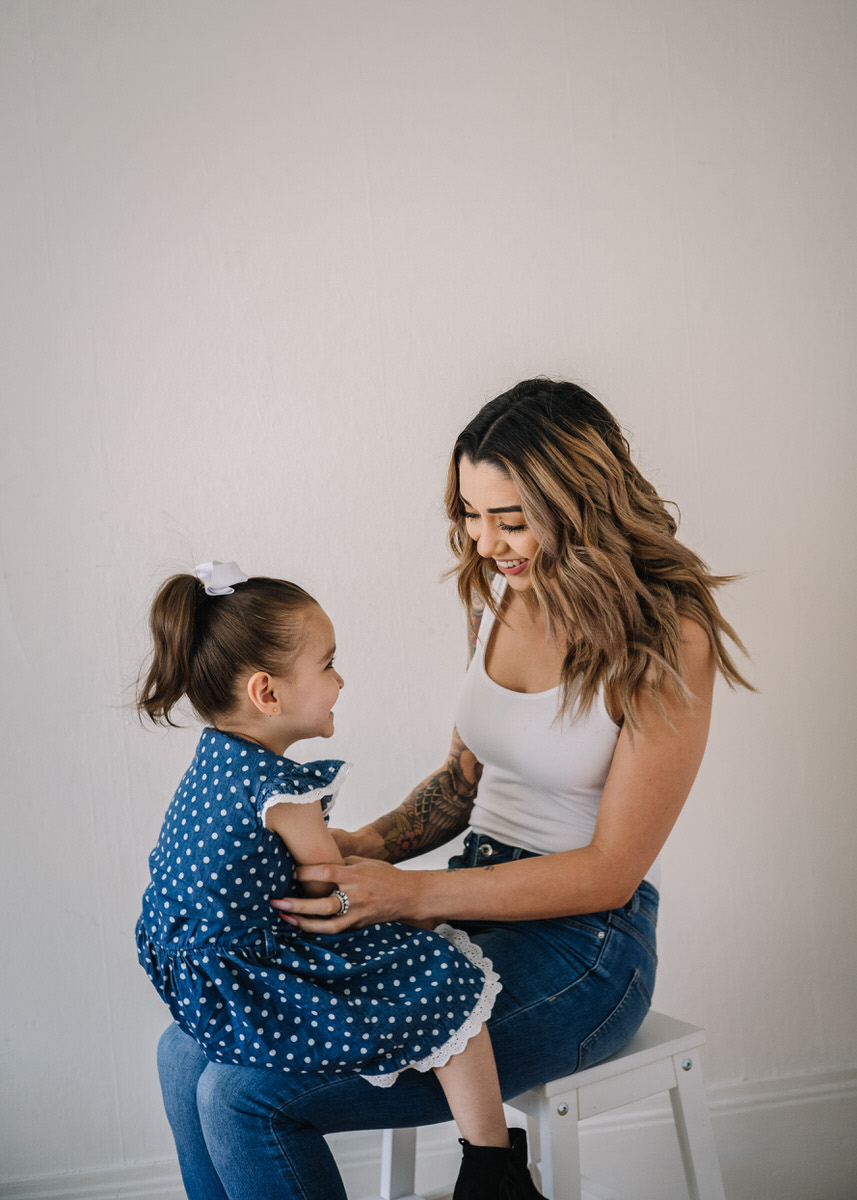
[373, 731, 482, 863]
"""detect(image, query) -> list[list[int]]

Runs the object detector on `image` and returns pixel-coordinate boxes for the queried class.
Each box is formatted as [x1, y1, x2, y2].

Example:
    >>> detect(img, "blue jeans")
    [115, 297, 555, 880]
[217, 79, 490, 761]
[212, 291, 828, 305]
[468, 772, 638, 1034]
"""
[156, 833, 659, 1200]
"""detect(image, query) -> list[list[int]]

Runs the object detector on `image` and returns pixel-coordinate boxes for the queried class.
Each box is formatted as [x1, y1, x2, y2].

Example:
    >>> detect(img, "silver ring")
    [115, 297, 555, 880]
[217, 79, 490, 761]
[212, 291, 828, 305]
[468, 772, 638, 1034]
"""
[332, 888, 350, 916]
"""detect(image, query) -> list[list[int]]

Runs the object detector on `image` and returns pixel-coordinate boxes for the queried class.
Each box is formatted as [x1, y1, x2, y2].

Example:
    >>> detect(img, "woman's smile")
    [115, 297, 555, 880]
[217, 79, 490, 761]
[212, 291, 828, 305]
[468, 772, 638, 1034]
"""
[494, 558, 530, 576]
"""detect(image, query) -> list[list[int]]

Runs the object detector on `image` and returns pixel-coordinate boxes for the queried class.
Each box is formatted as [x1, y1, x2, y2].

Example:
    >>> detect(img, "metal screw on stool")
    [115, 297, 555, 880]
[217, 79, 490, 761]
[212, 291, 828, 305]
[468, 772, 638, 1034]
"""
[681, 1058, 693, 1071]
[556, 1102, 569, 1116]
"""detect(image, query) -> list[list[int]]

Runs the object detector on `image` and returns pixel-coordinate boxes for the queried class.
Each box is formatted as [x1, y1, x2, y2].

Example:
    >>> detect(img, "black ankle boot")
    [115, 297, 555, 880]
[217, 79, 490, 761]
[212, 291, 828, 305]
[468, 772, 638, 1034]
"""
[501, 1128, 546, 1198]
[452, 1127, 546, 1200]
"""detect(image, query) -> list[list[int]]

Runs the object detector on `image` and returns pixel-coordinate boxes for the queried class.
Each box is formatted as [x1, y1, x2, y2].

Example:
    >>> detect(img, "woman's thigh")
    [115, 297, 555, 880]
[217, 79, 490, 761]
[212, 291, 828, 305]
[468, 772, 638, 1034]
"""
[445, 890, 658, 1094]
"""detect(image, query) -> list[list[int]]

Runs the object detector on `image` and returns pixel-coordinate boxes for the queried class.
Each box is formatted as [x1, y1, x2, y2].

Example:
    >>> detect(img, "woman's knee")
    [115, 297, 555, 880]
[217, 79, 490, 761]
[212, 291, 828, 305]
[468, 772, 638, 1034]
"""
[196, 1059, 303, 1142]
[197, 1061, 251, 1128]
[157, 1024, 208, 1119]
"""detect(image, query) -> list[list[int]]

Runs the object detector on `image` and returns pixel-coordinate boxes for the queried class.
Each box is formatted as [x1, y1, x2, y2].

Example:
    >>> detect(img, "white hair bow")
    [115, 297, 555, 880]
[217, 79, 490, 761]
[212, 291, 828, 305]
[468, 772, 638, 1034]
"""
[194, 560, 249, 596]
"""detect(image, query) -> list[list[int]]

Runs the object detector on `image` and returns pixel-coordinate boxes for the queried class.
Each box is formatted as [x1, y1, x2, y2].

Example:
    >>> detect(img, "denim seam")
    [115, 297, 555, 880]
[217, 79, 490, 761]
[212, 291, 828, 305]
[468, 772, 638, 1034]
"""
[268, 1116, 325, 1200]
[578, 967, 653, 1071]
[270, 1066, 393, 1119]
[487, 922, 612, 1031]
[607, 913, 657, 960]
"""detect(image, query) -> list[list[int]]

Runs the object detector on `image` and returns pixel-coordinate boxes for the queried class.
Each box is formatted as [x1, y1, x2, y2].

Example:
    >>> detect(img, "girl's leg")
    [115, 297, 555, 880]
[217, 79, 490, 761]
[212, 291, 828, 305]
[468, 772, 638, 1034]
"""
[433, 1024, 508, 1147]
[435, 1025, 548, 1200]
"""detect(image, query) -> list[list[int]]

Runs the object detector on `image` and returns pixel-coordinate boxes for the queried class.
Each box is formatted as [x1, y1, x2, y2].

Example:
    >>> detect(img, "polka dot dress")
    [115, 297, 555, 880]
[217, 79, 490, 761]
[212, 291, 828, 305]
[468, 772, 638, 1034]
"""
[136, 729, 500, 1086]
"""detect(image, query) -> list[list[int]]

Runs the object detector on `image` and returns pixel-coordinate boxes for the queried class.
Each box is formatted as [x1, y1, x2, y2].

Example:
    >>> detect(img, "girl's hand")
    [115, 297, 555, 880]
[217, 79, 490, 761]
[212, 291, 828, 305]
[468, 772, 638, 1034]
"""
[328, 826, 385, 860]
[271, 857, 425, 934]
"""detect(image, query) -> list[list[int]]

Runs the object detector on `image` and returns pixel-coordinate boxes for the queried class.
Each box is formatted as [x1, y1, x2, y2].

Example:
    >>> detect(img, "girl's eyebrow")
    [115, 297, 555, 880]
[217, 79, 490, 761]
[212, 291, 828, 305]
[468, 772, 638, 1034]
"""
[460, 494, 523, 514]
[318, 644, 336, 663]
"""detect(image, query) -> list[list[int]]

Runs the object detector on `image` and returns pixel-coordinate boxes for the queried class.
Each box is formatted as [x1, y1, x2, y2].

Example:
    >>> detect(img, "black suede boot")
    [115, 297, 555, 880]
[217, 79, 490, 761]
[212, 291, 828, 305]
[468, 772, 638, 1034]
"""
[452, 1127, 547, 1199]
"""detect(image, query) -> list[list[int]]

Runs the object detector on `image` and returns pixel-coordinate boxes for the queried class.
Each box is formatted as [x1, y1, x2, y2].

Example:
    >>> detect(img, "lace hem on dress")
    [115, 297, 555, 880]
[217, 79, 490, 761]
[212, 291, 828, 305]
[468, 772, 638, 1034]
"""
[362, 923, 502, 1088]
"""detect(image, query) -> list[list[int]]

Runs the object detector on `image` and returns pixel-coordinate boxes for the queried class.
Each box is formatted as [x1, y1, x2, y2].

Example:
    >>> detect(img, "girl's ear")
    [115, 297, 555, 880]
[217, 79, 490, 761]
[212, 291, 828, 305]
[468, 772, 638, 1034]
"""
[245, 671, 283, 716]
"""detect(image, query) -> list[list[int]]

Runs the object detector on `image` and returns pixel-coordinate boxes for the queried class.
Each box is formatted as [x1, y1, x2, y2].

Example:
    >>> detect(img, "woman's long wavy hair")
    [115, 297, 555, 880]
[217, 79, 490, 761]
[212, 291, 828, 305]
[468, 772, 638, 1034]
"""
[445, 378, 752, 725]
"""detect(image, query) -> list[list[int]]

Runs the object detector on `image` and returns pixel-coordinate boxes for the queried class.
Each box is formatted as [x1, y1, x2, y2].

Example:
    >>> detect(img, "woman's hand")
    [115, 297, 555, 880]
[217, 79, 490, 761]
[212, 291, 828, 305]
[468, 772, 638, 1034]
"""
[271, 857, 426, 934]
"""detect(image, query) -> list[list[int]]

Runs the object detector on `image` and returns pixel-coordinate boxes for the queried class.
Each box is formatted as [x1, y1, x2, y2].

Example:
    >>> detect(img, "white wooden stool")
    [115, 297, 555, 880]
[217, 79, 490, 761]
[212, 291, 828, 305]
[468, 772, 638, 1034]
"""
[362, 1011, 726, 1200]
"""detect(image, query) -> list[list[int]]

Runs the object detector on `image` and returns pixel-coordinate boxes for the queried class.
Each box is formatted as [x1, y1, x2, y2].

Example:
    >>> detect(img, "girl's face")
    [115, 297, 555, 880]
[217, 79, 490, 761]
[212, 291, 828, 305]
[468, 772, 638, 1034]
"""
[458, 457, 541, 591]
[273, 606, 344, 748]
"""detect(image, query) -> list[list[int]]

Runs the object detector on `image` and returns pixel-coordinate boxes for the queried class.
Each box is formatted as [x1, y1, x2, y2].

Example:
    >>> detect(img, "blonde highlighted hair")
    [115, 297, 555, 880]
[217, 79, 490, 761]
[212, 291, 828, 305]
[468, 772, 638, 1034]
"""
[445, 378, 752, 725]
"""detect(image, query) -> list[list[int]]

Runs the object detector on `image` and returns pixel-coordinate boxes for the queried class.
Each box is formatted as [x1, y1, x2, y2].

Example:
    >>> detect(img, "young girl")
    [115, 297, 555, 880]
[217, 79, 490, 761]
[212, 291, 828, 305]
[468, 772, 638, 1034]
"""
[135, 561, 545, 1200]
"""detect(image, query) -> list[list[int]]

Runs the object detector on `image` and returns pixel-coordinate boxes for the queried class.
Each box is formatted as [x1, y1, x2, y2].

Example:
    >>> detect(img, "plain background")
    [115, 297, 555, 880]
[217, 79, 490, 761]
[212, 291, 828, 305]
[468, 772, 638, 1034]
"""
[1, 1, 855, 1196]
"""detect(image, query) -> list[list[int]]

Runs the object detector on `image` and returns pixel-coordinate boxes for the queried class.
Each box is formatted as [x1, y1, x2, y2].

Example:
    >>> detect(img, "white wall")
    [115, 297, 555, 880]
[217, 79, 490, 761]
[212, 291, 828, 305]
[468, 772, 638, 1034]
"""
[1, 2, 855, 1196]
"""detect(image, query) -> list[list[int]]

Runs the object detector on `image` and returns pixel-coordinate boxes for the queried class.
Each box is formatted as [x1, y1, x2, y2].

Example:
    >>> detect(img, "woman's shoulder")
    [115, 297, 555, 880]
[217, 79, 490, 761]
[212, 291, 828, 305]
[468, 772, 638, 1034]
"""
[677, 616, 715, 669]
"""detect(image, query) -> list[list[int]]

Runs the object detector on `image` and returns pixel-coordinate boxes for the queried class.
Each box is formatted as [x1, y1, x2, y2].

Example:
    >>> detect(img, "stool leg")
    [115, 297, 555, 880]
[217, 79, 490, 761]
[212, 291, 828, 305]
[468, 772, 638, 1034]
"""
[537, 1093, 583, 1200]
[669, 1052, 727, 1200]
[523, 1111, 543, 1192]
[379, 1126, 422, 1200]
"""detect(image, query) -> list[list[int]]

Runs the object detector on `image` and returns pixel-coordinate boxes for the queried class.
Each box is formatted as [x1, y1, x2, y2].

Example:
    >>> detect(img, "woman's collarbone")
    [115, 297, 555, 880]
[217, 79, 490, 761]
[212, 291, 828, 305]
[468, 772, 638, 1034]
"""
[485, 611, 564, 693]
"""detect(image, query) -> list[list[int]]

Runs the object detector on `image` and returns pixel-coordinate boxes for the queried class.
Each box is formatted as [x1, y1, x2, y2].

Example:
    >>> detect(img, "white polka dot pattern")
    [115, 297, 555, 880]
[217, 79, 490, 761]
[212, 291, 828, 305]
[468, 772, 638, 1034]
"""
[136, 729, 500, 1084]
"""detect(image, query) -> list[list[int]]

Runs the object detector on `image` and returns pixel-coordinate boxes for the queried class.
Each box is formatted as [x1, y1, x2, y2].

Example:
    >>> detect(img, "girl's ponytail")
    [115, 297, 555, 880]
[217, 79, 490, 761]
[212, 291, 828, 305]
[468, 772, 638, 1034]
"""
[137, 574, 202, 726]
[136, 569, 318, 727]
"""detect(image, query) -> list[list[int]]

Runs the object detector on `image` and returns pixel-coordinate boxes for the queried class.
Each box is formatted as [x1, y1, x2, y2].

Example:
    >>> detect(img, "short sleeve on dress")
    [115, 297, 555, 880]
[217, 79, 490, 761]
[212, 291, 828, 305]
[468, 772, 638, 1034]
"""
[255, 758, 351, 825]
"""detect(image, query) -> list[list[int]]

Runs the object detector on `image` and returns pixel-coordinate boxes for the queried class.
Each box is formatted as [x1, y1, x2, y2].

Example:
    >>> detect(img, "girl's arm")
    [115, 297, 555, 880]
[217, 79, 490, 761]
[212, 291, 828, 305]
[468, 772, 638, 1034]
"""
[274, 618, 715, 929]
[265, 801, 344, 899]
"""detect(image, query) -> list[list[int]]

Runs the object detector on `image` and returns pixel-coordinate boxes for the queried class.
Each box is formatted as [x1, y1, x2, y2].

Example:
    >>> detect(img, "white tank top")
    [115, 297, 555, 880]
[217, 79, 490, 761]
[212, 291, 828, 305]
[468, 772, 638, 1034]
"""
[454, 578, 661, 890]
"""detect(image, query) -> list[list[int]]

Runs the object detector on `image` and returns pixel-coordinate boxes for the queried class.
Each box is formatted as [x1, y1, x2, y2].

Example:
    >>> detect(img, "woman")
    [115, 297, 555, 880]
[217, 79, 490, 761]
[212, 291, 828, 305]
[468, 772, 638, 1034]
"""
[156, 378, 750, 1200]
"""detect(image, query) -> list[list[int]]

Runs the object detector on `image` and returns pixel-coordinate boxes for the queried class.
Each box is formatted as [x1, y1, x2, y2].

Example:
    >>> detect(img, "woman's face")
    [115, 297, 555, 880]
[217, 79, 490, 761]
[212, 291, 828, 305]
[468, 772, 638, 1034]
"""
[457, 457, 541, 591]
